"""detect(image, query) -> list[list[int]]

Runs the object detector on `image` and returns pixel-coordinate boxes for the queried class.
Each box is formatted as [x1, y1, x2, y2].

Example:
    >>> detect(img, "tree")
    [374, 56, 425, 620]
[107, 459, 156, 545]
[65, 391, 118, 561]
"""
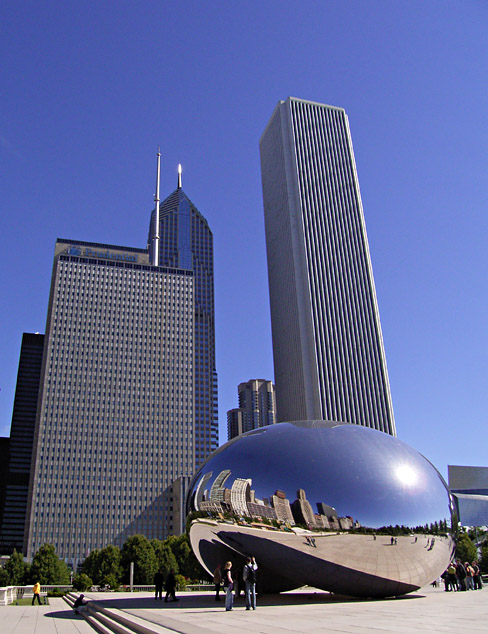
[0, 566, 9, 586]
[121, 535, 157, 584]
[81, 549, 101, 584]
[151, 539, 178, 578]
[72, 573, 93, 591]
[5, 550, 29, 585]
[97, 544, 123, 586]
[30, 544, 70, 584]
[479, 544, 488, 574]
[455, 533, 477, 564]
[81, 545, 122, 585]
[165, 534, 204, 580]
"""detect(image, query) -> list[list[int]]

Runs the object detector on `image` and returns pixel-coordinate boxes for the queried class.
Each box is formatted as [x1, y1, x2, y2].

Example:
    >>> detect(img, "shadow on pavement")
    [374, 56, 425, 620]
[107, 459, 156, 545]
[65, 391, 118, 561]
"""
[44, 610, 82, 619]
[83, 590, 427, 613]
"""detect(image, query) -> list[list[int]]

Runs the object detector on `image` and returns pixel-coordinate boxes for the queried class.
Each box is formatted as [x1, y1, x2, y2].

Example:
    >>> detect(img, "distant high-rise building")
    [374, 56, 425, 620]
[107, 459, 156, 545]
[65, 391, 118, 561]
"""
[227, 379, 276, 440]
[0, 333, 44, 554]
[448, 465, 488, 527]
[227, 409, 246, 441]
[22, 163, 217, 564]
[148, 175, 218, 466]
[0, 438, 10, 545]
[260, 97, 395, 435]
[24, 240, 195, 563]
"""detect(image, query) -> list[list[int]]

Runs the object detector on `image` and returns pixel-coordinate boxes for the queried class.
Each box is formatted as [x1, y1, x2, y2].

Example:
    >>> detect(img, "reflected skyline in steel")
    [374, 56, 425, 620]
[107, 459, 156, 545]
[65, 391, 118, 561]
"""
[187, 421, 455, 597]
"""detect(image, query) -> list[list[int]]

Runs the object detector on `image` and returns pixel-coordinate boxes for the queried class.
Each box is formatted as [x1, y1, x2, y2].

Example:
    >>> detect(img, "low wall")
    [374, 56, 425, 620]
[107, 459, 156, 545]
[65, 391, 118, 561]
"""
[0, 587, 16, 606]
[0, 585, 73, 605]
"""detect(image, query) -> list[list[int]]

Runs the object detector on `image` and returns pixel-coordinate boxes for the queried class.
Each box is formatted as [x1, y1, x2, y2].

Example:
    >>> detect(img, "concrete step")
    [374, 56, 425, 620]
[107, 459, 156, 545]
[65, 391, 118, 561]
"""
[65, 593, 174, 634]
[84, 611, 117, 634]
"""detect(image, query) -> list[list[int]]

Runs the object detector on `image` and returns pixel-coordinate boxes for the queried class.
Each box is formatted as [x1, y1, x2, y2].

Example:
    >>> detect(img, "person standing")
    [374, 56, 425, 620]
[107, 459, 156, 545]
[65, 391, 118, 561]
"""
[164, 569, 179, 602]
[32, 582, 42, 605]
[223, 561, 233, 611]
[472, 561, 482, 590]
[465, 562, 474, 590]
[447, 562, 457, 591]
[455, 559, 467, 591]
[154, 569, 164, 600]
[213, 564, 222, 601]
[243, 556, 258, 610]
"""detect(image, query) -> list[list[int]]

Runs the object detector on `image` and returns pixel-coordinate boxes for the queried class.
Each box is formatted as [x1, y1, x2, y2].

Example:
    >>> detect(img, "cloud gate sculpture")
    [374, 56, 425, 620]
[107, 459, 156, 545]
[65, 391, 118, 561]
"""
[187, 421, 455, 597]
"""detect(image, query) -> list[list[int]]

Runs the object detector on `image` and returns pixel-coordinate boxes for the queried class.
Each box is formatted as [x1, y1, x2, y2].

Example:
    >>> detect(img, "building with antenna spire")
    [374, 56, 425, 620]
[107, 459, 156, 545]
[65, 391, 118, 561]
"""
[148, 163, 218, 468]
[17, 157, 217, 566]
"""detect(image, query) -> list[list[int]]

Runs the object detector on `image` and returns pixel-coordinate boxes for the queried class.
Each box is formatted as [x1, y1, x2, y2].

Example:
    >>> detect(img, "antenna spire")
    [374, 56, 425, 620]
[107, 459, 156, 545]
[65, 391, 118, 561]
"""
[152, 147, 161, 266]
[177, 163, 182, 189]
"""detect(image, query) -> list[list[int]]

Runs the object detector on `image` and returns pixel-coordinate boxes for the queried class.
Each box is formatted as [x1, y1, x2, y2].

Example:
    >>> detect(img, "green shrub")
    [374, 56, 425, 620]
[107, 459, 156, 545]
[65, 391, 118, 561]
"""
[175, 574, 187, 590]
[101, 574, 120, 591]
[72, 573, 93, 591]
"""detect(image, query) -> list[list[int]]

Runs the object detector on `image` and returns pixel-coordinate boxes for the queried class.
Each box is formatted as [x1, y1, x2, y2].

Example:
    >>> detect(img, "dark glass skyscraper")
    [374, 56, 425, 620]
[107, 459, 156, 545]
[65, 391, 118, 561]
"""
[260, 97, 395, 435]
[0, 333, 44, 554]
[148, 181, 218, 467]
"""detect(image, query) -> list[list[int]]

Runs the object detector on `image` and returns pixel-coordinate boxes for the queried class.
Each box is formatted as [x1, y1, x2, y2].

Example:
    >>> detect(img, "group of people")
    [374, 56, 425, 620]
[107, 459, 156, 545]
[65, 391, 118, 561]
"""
[213, 556, 258, 611]
[441, 559, 483, 591]
[153, 569, 179, 602]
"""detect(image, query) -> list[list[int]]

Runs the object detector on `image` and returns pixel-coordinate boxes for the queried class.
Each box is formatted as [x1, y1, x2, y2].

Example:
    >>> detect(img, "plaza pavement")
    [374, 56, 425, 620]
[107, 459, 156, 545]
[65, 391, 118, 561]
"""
[1, 585, 487, 634]
[0, 597, 94, 633]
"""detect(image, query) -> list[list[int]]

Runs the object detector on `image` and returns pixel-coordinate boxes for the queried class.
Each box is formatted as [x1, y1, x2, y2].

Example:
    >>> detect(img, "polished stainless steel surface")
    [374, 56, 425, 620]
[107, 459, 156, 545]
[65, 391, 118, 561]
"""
[187, 421, 455, 597]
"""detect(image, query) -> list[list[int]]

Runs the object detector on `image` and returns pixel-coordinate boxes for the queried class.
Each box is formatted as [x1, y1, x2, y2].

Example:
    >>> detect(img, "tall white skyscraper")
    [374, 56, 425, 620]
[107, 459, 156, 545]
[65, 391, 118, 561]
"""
[260, 97, 395, 435]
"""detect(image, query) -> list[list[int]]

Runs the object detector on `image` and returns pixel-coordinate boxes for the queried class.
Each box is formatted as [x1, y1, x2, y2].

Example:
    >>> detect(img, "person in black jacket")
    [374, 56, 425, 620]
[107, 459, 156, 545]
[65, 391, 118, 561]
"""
[73, 594, 87, 614]
[455, 559, 467, 591]
[154, 570, 165, 600]
[243, 556, 258, 610]
[165, 569, 179, 602]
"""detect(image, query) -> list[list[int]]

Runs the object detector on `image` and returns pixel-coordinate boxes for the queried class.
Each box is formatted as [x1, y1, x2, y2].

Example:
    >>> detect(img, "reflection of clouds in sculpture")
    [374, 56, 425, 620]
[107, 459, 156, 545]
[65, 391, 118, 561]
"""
[187, 421, 455, 597]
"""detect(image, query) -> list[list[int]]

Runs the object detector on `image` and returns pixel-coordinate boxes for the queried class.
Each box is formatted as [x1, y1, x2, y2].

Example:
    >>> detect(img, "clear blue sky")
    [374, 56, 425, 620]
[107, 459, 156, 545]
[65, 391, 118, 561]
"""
[1, 1, 487, 480]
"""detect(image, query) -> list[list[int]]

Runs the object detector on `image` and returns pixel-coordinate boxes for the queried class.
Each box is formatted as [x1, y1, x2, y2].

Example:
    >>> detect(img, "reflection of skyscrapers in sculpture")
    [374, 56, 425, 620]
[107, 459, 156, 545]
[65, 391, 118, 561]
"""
[194, 471, 213, 508]
[292, 489, 316, 528]
[230, 478, 252, 517]
[210, 469, 231, 501]
[248, 496, 278, 521]
[192, 470, 355, 530]
[260, 97, 396, 435]
[317, 502, 337, 517]
[270, 490, 295, 524]
[227, 379, 276, 440]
